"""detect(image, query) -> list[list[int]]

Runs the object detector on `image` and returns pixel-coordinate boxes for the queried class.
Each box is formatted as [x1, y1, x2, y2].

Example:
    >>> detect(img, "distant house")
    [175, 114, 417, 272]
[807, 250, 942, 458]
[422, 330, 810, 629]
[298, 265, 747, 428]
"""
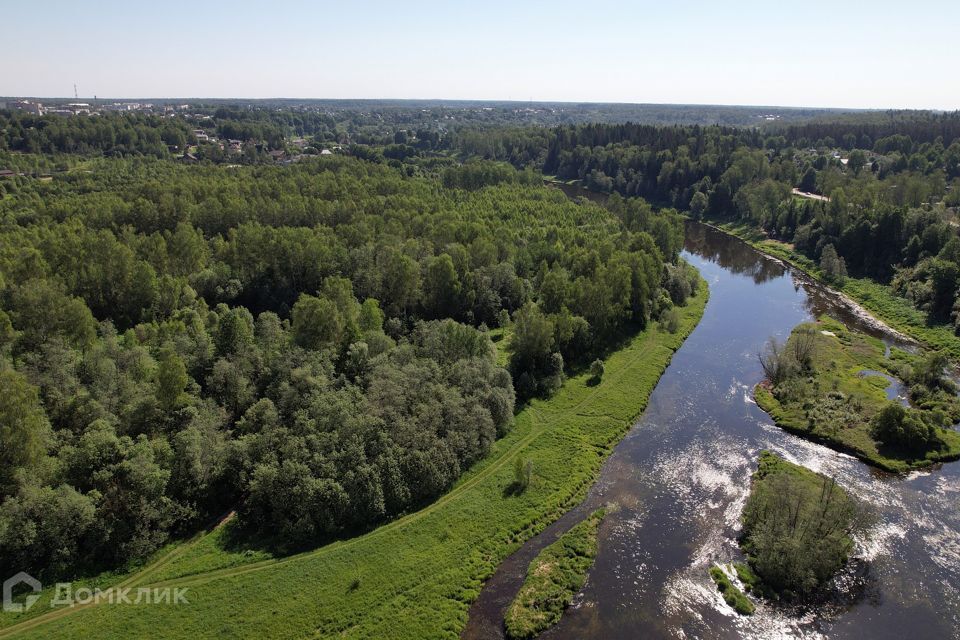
[0, 169, 15, 178]
[179, 153, 198, 164]
[9, 100, 43, 115]
[320, 149, 333, 155]
[269, 149, 286, 161]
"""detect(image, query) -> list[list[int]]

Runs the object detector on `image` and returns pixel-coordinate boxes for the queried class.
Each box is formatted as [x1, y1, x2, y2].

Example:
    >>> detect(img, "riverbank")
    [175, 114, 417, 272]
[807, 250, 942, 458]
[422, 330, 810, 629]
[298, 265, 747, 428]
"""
[753, 317, 960, 473]
[699, 217, 960, 360]
[3, 285, 708, 640]
[504, 508, 606, 639]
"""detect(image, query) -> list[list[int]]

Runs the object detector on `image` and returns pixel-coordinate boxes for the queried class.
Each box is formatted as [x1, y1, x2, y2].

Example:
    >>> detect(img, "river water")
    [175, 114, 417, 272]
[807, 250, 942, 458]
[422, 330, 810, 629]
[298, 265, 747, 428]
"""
[463, 221, 960, 640]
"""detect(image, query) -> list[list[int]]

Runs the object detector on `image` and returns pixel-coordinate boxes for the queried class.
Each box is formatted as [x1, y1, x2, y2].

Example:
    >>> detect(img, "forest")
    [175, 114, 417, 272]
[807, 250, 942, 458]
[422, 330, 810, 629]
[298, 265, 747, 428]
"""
[453, 113, 960, 335]
[0, 151, 692, 583]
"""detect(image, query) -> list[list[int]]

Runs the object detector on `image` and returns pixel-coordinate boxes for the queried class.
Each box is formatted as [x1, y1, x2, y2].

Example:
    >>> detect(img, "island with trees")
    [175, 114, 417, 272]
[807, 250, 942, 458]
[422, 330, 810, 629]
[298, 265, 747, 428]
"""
[755, 317, 960, 471]
[712, 451, 867, 612]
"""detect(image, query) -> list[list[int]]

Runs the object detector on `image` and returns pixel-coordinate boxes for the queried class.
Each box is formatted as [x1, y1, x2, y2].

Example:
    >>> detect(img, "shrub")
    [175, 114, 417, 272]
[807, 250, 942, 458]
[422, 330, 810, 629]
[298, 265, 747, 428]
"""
[870, 403, 938, 450]
[660, 307, 681, 334]
[589, 359, 604, 381]
[709, 566, 754, 615]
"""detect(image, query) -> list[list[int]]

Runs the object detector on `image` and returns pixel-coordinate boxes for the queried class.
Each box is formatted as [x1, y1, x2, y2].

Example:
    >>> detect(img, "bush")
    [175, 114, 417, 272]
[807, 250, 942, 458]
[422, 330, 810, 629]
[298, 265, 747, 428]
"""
[870, 403, 938, 450]
[660, 307, 681, 333]
[709, 566, 754, 615]
[758, 337, 798, 385]
[589, 359, 604, 381]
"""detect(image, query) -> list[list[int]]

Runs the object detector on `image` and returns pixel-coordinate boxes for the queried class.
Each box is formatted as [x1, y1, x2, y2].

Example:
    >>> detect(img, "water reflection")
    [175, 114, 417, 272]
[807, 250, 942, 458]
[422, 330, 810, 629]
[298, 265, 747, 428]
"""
[464, 222, 960, 640]
[684, 221, 786, 284]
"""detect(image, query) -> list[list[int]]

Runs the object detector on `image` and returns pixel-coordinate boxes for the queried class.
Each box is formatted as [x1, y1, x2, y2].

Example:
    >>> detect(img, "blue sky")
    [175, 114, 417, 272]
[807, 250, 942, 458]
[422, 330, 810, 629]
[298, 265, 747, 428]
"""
[3, 0, 958, 109]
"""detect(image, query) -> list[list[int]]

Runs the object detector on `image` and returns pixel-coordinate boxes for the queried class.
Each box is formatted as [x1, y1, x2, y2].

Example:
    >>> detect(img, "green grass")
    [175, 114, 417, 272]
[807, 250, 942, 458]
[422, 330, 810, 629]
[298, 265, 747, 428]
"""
[709, 565, 754, 615]
[504, 508, 606, 639]
[733, 562, 758, 592]
[0, 284, 708, 640]
[487, 325, 513, 368]
[702, 218, 960, 361]
[754, 317, 960, 472]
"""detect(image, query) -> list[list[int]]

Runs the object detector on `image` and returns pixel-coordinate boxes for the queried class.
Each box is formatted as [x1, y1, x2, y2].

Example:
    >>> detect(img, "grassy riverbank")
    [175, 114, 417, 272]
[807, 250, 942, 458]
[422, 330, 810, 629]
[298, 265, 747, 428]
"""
[701, 218, 960, 360]
[754, 317, 960, 472]
[504, 508, 606, 639]
[2, 283, 708, 640]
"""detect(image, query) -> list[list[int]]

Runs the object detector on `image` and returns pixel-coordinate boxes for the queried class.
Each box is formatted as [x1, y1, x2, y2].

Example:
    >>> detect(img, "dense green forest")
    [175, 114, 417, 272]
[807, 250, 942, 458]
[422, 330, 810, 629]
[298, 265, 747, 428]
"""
[0, 152, 692, 582]
[455, 113, 960, 332]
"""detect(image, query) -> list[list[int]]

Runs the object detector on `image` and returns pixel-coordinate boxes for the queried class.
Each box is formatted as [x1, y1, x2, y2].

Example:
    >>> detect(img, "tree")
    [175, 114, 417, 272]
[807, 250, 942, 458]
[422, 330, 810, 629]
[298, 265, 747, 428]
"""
[789, 327, 817, 372]
[689, 191, 709, 219]
[759, 337, 796, 385]
[215, 307, 254, 356]
[798, 167, 817, 193]
[847, 149, 867, 176]
[512, 456, 532, 492]
[359, 298, 385, 332]
[156, 347, 189, 411]
[741, 453, 864, 599]
[0, 485, 96, 579]
[819, 244, 847, 284]
[423, 253, 461, 319]
[945, 141, 960, 179]
[292, 294, 344, 349]
[928, 259, 959, 320]
[0, 371, 50, 496]
[589, 359, 605, 381]
[913, 350, 950, 391]
[870, 403, 937, 450]
[509, 303, 554, 373]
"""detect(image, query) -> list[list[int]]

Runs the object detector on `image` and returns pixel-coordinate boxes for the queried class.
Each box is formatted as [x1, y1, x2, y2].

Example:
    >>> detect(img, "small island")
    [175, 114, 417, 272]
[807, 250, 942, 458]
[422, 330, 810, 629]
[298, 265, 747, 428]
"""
[712, 451, 866, 612]
[504, 509, 606, 639]
[754, 317, 960, 472]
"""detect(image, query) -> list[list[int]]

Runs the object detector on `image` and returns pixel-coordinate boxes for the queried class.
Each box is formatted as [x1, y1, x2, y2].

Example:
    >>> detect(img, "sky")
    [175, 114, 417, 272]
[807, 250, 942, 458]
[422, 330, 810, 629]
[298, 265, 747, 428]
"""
[3, 0, 958, 110]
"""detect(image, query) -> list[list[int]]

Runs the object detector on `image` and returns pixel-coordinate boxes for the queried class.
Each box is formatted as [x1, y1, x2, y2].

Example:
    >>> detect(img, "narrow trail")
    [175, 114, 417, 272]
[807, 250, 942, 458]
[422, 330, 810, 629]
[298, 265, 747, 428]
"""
[0, 511, 235, 639]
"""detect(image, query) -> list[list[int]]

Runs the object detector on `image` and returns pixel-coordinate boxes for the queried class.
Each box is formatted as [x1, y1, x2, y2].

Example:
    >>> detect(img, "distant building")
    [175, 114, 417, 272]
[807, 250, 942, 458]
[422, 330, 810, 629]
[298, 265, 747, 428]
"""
[0, 169, 15, 178]
[320, 149, 333, 155]
[9, 100, 43, 115]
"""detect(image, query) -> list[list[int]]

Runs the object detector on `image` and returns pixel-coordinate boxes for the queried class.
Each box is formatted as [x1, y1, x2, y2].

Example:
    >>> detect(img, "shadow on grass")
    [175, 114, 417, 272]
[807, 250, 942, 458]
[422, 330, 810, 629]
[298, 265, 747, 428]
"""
[501, 481, 528, 498]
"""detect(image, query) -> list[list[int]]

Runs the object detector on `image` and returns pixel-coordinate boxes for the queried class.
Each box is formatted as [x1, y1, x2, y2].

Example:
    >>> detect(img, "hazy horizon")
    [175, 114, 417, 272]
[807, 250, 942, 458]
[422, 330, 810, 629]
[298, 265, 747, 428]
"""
[4, 0, 959, 110]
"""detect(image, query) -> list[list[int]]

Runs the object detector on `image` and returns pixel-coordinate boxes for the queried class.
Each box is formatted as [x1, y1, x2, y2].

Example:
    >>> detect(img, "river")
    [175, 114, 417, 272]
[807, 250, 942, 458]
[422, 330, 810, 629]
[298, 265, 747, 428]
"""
[463, 221, 960, 639]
